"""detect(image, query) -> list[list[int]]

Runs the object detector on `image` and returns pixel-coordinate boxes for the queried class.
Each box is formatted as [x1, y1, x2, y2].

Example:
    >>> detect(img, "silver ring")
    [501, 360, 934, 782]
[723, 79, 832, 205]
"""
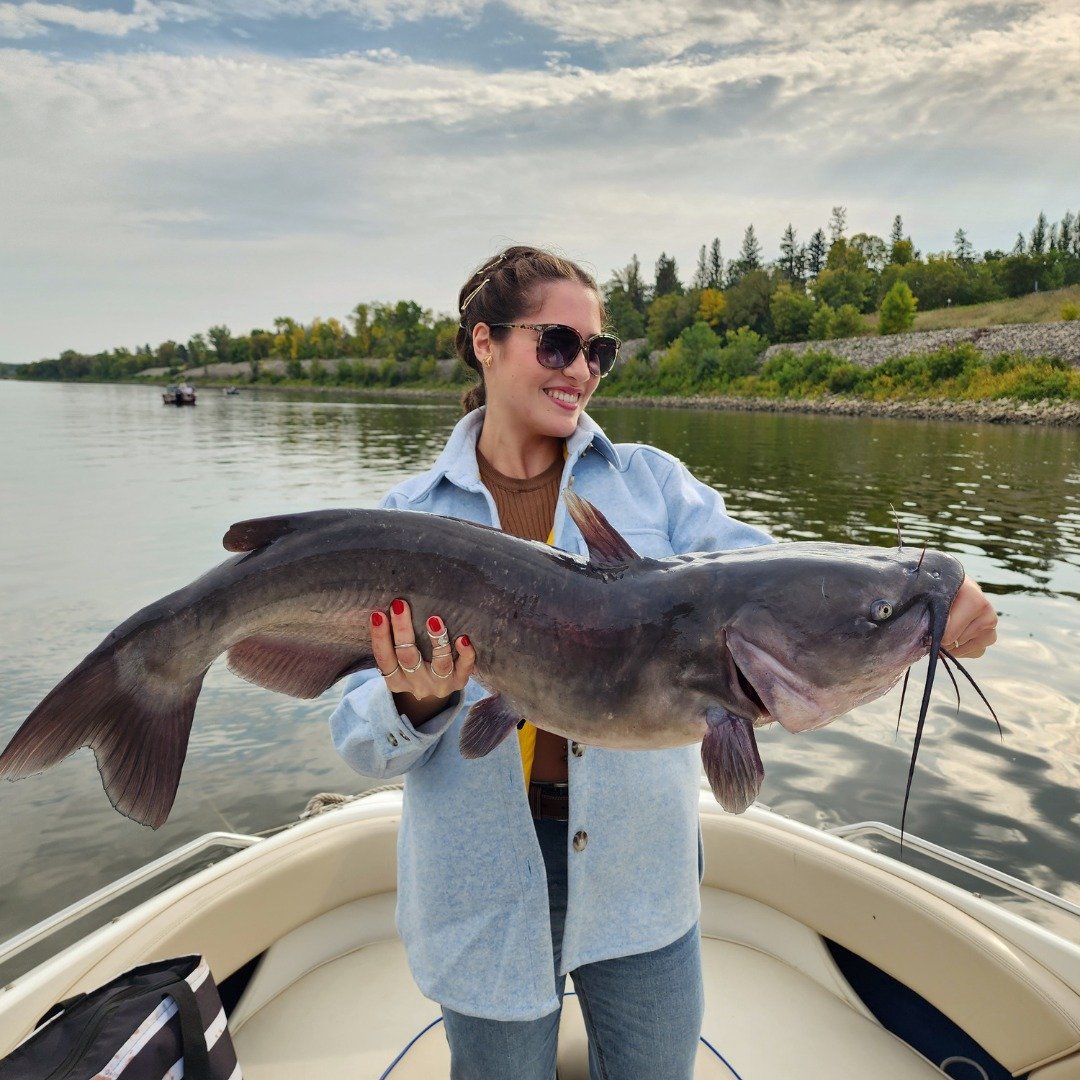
[428, 630, 450, 649]
[429, 662, 454, 680]
[378, 664, 400, 679]
[394, 642, 419, 651]
[400, 656, 423, 674]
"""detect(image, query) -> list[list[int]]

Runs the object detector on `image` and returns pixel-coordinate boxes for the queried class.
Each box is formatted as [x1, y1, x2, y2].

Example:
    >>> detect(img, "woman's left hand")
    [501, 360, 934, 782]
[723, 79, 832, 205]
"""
[943, 577, 998, 659]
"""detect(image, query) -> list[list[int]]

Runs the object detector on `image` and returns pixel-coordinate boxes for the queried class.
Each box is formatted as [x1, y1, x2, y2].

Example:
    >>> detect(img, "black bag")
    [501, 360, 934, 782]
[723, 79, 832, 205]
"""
[0, 955, 241, 1080]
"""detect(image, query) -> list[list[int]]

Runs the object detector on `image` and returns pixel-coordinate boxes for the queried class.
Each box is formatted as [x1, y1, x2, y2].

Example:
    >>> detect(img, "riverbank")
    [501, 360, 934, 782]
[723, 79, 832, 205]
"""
[171, 379, 1080, 426]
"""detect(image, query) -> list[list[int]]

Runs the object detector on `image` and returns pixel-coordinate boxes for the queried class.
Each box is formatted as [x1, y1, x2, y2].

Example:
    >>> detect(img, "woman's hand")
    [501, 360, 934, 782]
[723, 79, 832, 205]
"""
[371, 597, 476, 725]
[943, 577, 998, 659]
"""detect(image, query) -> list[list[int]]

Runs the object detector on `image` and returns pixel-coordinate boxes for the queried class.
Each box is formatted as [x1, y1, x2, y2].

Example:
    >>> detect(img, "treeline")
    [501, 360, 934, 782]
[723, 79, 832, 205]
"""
[10, 206, 1080, 385]
[601, 206, 1080, 349]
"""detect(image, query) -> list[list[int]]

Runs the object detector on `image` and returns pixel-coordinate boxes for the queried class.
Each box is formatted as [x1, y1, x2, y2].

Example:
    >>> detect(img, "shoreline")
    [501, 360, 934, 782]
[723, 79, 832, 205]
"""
[5, 376, 1080, 426]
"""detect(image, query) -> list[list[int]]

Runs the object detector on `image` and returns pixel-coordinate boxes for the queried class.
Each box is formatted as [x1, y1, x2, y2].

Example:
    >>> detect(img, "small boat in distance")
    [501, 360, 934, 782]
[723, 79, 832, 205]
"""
[162, 383, 197, 406]
[223, 386, 240, 396]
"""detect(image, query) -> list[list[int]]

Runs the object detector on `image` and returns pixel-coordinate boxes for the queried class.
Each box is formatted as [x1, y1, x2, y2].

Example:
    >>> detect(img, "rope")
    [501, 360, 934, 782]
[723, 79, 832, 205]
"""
[299, 783, 405, 820]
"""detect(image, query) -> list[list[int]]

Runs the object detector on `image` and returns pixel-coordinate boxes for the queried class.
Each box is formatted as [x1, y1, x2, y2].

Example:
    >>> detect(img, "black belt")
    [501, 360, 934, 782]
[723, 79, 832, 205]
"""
[529, 781, 569, 822]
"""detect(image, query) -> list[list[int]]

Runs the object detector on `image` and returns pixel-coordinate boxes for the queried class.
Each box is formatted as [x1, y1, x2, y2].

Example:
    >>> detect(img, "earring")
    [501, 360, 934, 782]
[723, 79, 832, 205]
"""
[479, 354, 493, 368]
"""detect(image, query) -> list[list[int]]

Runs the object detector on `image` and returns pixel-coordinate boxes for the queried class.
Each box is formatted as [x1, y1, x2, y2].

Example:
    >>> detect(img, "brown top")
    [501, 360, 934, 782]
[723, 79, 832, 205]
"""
[476, 446, 568, 784]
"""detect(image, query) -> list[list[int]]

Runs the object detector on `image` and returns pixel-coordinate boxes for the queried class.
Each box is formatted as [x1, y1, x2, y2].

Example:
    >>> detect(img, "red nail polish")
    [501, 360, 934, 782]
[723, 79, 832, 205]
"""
[391, 599, 405, 616]
[460, 635, 470, 648]
[427, 616, 442, 633]
[371, 611, 384, 627]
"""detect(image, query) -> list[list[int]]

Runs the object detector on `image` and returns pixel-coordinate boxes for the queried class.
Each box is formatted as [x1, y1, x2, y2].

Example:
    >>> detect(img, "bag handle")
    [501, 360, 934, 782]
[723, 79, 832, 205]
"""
[160, 975, 213, 1080]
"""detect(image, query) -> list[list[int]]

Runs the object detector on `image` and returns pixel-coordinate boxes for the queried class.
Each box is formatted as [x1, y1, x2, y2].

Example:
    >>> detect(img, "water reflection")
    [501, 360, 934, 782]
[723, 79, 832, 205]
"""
[0, 383, 1076, 946]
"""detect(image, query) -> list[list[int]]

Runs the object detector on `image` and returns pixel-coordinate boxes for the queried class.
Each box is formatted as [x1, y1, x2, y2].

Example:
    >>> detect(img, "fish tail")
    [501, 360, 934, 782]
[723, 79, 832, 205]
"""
[0, 650, 206, 829]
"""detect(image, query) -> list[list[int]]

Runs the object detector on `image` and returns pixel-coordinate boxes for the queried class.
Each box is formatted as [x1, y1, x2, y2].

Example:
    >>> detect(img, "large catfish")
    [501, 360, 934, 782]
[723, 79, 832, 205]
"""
[0, 492, 983, 830]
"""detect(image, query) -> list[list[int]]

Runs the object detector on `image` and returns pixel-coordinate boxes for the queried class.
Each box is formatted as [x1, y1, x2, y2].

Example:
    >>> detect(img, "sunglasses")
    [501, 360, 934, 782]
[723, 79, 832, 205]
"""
[489, 323, 621, 378]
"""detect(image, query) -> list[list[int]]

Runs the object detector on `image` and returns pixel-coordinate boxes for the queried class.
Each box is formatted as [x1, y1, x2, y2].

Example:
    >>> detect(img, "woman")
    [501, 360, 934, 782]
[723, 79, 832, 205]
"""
[330, 245, 998, 1079]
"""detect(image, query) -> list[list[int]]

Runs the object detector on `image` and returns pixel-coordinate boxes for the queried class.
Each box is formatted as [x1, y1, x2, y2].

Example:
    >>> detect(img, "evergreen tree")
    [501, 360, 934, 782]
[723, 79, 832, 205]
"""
[890, 214, 904, 249]
[654, 252, 683, 297]
[1030, 211, 1049, 255]
[707, 238, 724, 289]
[779, 224, 801, 282]
[1060, 212, 1075, 257]
[613, 255, 650, 314]
[737, 225, 762, 272]
[829, 206, 847, 243]
[1012, 233, 1027, 255]
[692, 244, 709, 290]
[806, 229, 828, 276]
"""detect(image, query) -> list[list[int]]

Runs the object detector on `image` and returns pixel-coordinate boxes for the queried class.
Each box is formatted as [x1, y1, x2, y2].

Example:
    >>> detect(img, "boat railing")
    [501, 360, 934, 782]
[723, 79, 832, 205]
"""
[827, 821, 1080, 918]
[0, 831, 260, 976]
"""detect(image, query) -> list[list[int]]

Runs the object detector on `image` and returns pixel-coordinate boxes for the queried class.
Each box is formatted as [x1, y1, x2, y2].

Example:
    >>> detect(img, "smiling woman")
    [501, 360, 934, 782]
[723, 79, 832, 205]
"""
[326, 244, 1000, 1079]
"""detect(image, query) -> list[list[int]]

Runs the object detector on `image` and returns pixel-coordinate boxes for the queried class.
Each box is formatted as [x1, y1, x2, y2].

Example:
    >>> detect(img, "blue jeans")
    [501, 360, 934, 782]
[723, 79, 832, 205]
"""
[442, 818, 704, 1080]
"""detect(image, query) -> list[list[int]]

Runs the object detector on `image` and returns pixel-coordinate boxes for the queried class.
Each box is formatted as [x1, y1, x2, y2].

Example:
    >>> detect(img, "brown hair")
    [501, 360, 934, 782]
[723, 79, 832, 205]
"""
[455, 245, 607, 412]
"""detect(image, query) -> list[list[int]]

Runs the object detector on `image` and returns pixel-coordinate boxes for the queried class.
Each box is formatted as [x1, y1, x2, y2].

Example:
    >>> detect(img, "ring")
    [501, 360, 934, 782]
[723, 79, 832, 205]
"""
[429, 662, 454, 680]
[400, 655, 423, 674]
[378, 664, 400, 679]
[395, 642, 419, 651]
[428, 629, 451, 649]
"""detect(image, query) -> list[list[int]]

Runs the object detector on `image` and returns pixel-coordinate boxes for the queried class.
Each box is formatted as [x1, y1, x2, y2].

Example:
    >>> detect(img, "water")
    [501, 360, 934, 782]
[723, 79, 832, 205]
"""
[0, 382, 1077, 949]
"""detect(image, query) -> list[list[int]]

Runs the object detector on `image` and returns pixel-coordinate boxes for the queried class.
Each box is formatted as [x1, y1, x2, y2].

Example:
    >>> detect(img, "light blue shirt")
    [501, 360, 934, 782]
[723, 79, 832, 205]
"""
[330, 408, 772, 1020]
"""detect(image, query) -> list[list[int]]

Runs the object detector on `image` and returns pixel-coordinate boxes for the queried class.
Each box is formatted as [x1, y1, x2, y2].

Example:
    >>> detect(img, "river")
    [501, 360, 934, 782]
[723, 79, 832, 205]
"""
[0, 381, 1077, 953]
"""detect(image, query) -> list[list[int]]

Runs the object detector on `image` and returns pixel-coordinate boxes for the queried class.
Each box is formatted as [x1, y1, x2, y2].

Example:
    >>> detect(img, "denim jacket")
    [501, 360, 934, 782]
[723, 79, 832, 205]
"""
[330, 408, 772, 1020]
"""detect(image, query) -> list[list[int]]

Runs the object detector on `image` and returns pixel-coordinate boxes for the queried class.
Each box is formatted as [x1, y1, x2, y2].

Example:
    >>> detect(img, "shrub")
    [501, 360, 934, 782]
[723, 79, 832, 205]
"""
[879, 280, 918, 334]
[1062, 303, 1080, 321]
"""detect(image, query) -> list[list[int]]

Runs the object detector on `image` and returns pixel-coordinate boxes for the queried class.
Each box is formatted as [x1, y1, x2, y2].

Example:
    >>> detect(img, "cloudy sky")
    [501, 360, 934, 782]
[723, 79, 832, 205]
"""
[2, 0, 1077, 362]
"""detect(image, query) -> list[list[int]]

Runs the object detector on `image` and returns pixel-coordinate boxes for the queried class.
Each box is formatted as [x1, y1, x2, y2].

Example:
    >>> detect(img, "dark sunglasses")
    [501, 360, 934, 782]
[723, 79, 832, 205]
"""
[489, 323, 621, 378]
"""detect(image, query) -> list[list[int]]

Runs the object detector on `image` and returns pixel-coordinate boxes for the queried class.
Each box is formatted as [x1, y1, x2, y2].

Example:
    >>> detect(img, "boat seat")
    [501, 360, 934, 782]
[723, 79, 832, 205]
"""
[227, 888, 944, 1079]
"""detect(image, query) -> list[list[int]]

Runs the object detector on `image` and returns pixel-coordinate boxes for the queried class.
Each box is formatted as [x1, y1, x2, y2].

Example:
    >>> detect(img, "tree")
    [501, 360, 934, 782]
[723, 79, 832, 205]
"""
[806, 229, 828, 276]
[890, 214, 905, 250]
[646, 292, 697, 350]
[879, 280, 918, 334]
[697, 288, 727, 331]
[770, 282, 816, 342]
[707, 238, 724, 290]
[849, 233, 888, 274]
[612, 255, 650, 314]
[1030, 211, 1049, 255]
[778, 224, 803, 283]
[953, 228, 974, 264]
[808, 303, 834, 340]
[830, 304, 864, 338]
[654, 253, 682, 297]
[207, 325, 232, 363]
[604, 285, 646, 340]
[692, 245, 709, 290]
[829, 205, 847, 243]
[723, 268, 773, 337]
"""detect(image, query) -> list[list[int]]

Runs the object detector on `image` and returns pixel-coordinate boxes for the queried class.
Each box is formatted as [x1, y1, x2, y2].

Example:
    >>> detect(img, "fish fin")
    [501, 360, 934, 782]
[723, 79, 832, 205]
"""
[0, 650, 205, 829]
[701, 707, 765, 814]
[223, 509, 359, 553]
[563, 490, 641, 572]
[227, 634, 374, 698]
[459, 694, 524, 758]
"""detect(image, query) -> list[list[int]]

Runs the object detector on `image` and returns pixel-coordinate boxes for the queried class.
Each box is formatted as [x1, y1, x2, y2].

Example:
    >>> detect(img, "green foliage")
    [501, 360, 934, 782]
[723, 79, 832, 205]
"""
[808, 304, 834, 341]
[605, 285, 646, 340]
[723, 269, 774, 337]
[770, 282, 816, 342]
[1061, 302, 1079, 321]
[830, 304, 865, 338]
[879, 280, 918, 334]
[646, 291, 700, 350]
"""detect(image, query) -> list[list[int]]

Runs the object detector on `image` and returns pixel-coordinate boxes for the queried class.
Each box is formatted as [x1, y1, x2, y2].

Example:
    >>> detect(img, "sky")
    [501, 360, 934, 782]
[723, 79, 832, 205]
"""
[2, 0, 1078, 362]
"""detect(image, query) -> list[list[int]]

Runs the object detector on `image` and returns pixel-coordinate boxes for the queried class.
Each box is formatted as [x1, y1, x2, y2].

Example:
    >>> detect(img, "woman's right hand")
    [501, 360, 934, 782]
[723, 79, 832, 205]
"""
[371, 597, 477, 725]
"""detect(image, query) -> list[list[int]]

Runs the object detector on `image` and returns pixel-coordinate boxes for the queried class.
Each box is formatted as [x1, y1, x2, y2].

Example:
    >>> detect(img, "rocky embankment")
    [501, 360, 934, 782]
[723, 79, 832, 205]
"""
[591, 392, 1080, 426]
[760, 321, 1080, 367]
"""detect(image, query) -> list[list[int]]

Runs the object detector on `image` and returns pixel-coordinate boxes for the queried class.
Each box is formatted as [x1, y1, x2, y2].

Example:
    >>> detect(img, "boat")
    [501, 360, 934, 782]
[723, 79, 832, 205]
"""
[1, 786, 1077, 1078]
[162, 384, 197, 405]
[223, 386, 240, 396]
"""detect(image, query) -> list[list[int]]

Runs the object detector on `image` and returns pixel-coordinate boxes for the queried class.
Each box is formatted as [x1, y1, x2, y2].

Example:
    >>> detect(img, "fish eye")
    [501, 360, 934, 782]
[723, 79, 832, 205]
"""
[870, 600, 894, 622]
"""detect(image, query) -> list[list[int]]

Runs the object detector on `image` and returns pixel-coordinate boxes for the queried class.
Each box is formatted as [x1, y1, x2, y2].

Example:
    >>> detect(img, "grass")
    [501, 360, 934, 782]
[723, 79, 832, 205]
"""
[860, 284, 1080, 333]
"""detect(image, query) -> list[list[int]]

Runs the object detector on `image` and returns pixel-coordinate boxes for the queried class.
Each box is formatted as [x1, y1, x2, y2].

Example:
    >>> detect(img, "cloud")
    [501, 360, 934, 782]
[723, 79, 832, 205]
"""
[0, 0, 167, 38]
[1, 0, 1077, 360]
